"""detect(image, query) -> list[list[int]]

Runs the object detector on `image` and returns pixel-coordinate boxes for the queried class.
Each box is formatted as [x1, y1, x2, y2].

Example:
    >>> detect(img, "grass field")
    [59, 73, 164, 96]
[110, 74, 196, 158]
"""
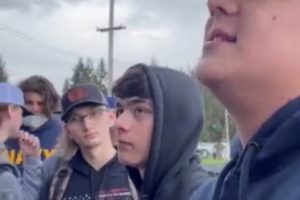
[202, 157, 227, 167]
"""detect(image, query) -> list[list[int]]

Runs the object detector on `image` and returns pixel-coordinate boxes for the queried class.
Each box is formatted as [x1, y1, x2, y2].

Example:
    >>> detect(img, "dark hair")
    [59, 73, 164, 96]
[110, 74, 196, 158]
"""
[112, 64, 152, 99]
[19, 75, 60, 117]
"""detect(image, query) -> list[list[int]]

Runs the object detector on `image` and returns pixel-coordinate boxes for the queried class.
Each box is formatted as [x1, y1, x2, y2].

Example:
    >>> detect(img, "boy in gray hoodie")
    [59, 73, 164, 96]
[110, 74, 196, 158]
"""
[0, 82, 42, 200]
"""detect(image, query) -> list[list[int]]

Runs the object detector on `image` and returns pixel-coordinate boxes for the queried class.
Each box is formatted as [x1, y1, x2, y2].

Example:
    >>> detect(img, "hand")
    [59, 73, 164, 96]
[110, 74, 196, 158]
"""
[19, 131, 41, 158]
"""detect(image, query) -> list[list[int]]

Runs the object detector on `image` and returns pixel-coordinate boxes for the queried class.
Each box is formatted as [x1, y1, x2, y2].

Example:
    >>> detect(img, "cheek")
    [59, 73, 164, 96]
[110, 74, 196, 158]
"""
[240, 4, 300, 63]
[66, 126, 80, 140]
[138, 120, 153, 153]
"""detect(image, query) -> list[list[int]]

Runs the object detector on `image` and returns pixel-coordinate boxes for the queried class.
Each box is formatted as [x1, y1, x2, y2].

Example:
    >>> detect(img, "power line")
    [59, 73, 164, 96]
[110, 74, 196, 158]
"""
[0, 24, 98, 60]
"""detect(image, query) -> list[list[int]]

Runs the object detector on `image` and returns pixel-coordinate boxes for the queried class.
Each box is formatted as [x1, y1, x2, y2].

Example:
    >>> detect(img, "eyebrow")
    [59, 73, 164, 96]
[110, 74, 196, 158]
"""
[71, 106, 105, 116]
[117, 98, 149, 108]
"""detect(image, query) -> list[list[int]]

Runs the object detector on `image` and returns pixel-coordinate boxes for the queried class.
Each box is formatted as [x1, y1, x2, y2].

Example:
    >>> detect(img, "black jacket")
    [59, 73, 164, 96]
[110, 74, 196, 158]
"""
[63, 151, 132, 199]
[40, 151, 133, 200]
[127, 65, 212, 200]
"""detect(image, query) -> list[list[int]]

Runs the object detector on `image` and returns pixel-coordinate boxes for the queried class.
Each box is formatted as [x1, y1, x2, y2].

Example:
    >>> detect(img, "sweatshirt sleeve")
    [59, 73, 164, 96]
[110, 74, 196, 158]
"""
[21, 157, 43, 200]
[0, 172, 22, 200]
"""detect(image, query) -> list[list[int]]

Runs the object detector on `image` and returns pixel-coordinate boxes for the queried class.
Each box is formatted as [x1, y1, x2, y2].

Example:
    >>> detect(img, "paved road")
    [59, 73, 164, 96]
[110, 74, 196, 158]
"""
[204, 165, 224, 174]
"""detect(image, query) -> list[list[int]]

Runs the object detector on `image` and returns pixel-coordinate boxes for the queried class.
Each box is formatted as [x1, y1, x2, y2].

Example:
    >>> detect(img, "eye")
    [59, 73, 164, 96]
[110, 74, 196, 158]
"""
[116, 107, 124, 117]
[133, 106, 150, 117]
[89, 110, 98, 117]
[135, 107, 144, 114]
[68, 115, 79, 123]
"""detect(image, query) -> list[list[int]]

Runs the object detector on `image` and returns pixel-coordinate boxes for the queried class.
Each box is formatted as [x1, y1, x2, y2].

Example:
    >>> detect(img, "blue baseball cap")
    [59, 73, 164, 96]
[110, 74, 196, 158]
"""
[107, 96, 117, 109]
[0, 82, 32, 116]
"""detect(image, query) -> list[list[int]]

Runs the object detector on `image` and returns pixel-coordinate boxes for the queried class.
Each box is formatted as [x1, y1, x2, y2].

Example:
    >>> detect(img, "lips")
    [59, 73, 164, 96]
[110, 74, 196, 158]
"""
[84, 132, 98, 139]
[117, 140, 133, 150]
[118, 140, 132, 146]
[206, 28, 237, 43]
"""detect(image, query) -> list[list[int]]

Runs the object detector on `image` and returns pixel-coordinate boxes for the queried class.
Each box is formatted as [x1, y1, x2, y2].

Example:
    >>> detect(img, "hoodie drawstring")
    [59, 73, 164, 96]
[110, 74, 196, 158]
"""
[238, 142, 259, 200]
[212, 142, 260, 200]
[211, 159, 236, 200]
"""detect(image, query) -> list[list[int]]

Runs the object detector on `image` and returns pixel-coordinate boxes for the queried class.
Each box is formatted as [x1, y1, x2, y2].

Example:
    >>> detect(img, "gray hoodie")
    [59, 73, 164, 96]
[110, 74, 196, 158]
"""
[0, 156, 42, 200]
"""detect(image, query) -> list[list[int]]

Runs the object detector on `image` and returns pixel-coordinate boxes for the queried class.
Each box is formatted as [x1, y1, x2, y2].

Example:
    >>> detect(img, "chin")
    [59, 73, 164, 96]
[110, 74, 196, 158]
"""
[82, 140, 102, 149]
[197, 58, 236, 89]
[198, 62, 224, 86]
[9, 130, 20, 139]
[117, 153, 139, 167]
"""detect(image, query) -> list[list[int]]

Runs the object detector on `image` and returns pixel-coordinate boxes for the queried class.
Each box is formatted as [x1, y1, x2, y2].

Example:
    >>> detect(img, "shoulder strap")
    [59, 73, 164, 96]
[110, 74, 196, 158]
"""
[49, 158, 72, 200]
[0, 163, 20, 178]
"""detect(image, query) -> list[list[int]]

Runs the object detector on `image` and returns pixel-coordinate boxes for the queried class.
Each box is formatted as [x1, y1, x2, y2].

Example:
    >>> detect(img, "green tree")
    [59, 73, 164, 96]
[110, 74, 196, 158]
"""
[178, 66, 236, 145]
[0, 56, 8, 81]
[62, 79, 71, 93]
[93, 58, 108, 95]
[200, 86, 236, 157]
[71, 58, 85, 85]
[82, 58, 96, 83]
[70, 58, 95, 85]
[67, 57, 108, 95]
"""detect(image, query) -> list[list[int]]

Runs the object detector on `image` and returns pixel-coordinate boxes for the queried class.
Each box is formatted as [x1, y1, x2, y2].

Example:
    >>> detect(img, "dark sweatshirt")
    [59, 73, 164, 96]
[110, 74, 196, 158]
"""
[125, 65, 213, 200]
[39, 151, 133, 200]
[192, 97, 300, 200]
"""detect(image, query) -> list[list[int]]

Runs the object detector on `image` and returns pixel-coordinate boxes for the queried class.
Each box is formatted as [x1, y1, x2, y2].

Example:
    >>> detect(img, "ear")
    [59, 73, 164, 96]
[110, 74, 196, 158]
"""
[7, 105, 15, 119]
[64, 125, 73, 138]
[107, 110, 116, 127]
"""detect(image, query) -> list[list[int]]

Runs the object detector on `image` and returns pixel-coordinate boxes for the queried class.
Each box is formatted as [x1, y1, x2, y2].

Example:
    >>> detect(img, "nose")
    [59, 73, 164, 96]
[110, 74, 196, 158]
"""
[207, 0, 239, 16]
[82, 117, 94, 132]
[115, 110, 132, 134]
[30, 103, 41, 114]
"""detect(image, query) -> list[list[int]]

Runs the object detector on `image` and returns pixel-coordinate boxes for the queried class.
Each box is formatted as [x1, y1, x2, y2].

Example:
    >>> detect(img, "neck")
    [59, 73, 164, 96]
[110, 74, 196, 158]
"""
[210, 82, 300, 146]
[0, 127, 9, 143]
[81, 142, 116, 171]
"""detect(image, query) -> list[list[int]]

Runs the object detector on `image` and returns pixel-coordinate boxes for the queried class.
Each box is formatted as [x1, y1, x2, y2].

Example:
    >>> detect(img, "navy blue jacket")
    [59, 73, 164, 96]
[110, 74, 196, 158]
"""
[192, 97, 300, 200]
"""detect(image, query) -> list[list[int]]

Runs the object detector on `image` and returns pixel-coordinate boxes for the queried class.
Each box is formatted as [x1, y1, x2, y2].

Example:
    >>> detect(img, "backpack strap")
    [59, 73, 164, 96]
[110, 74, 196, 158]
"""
[49, 158, 72, 200]
[0, 163, 20, 178]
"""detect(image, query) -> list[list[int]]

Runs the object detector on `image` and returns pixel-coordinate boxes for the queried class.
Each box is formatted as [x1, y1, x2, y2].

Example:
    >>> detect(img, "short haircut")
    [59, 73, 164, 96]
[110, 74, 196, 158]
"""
[112, 64, 152, 99]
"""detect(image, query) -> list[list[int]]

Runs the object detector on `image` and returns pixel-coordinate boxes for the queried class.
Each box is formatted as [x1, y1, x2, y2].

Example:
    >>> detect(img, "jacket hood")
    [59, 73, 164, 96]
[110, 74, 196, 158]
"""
[127, 64, 204, 199]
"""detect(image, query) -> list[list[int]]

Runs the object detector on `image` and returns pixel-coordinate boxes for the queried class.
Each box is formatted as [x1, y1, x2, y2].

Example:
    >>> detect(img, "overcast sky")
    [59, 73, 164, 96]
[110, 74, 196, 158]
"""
[0, 0, 208, 93]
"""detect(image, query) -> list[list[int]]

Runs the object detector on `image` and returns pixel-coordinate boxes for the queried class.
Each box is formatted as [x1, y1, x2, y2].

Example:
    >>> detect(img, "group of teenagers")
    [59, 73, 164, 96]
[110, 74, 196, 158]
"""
[2, 0, 300, 199]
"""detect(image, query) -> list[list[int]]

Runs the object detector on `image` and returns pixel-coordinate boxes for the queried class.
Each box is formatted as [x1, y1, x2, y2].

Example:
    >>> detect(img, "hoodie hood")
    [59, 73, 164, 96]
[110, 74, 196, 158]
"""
[212, 97, 300, 200]
[127, 65, 204, 199]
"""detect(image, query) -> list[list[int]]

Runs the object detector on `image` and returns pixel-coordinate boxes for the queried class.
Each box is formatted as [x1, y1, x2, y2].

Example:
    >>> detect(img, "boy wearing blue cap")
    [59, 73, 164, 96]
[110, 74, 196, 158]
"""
[0, 82, 42, 200]
[6, 75, 62, 169]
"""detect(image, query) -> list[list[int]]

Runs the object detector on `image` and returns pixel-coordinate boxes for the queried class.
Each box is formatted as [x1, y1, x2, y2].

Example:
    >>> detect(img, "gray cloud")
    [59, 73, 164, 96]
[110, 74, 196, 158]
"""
[126, 0, 206, 26]
[117, 0, 208, 68]
[0, 0, 209, 91]
[0, 0, 85, 12]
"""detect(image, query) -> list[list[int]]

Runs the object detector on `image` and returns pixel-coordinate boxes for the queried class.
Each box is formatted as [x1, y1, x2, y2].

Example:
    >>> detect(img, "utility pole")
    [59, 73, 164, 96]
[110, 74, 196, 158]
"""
[96, 0, 125, 95]
[224, 109, 231, 161]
